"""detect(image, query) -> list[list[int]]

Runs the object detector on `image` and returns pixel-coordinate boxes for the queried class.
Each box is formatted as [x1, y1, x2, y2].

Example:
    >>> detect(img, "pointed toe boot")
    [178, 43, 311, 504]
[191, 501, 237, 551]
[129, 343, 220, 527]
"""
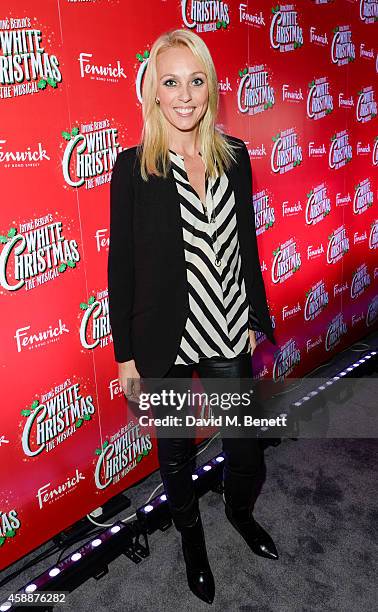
[179, 513, 215, 604]
[225, 503, 278, 560]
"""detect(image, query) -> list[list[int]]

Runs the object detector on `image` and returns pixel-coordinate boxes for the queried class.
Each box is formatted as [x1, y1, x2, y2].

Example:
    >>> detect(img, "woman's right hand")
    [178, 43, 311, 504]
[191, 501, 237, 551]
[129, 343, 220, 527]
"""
[118, 360, 141, 403]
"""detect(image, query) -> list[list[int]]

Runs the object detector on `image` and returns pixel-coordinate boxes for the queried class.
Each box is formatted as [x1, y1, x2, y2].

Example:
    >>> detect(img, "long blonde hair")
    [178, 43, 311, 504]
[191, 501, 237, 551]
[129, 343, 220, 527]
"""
[138, 28, 240, 181]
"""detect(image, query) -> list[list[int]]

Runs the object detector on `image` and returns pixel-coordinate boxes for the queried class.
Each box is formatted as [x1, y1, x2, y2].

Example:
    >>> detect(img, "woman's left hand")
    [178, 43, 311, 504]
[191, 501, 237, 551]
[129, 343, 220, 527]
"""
[248, 329, 257, 355]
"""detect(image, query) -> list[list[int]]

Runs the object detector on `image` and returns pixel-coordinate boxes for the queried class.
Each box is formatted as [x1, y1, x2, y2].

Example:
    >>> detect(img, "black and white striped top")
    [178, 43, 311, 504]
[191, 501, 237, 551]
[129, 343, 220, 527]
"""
[169, 149, 254, 366]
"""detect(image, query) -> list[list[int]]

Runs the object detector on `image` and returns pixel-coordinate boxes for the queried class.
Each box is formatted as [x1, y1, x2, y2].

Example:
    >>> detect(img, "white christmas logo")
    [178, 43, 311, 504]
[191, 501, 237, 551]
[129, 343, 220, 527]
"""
[0, 17, 62, 99]
[353, 178, 374, 214]
[369, 220, 378, 249]
[328, 130, 352, 169]
[270, 5, 303, 52]
[359, 0, 378, 24]
[181, 0, 230, 31]
[304, 280, 329, 321]
[326, 225, 349, 264]
[331, 25, 355, 66]
[253, 189, 275, 235]
[0, 216, 80, 292]
[272, 339, 301, 382]
[366, 295, 378, 328]
[351, 263, 371, 299]
[0, 509, 20, 547]
[307, 77, 333, 119]
[21, 381, 95, 457]
[305, 183, 331, 225]
[325, 313, 347, 352]
[62, 119, 121, 189]
[79, 290, 111, 350]
[237, 64, 274, 115]
[271, 128, 303, 173]
[271, 237, 301, 284]
[94, 422, 153, 489]
[356, 86, 377, 122]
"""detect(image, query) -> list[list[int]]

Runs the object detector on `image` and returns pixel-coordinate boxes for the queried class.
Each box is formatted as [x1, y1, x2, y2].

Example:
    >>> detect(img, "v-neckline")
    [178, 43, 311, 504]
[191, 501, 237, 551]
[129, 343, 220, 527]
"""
[169, 149, 208, 209]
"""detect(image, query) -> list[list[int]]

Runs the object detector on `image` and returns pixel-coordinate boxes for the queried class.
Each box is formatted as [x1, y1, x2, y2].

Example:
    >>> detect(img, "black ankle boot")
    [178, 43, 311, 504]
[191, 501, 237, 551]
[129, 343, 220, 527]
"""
[179, 513, 215, 605]
[225, 502, 278, 560]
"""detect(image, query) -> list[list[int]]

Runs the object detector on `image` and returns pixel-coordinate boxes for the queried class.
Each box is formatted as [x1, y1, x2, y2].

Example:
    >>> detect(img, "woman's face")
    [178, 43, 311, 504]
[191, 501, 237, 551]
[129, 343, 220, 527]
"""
[155, 45, 209, 137]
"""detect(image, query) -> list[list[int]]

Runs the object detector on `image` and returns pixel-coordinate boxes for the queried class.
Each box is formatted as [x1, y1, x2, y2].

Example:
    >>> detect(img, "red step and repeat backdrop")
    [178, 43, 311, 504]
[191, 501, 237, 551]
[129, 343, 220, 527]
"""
[1, 0, 377, 570]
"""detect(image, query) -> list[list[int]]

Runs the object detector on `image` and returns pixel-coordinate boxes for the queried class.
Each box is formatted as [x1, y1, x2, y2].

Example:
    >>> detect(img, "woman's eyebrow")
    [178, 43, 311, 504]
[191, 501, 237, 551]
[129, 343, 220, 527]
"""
[160, 71, 206, 79]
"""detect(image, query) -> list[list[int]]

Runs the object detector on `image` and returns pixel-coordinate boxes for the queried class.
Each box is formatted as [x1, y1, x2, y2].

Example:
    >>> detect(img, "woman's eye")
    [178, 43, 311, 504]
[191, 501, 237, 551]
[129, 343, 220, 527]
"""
[163, 78, 204, 87]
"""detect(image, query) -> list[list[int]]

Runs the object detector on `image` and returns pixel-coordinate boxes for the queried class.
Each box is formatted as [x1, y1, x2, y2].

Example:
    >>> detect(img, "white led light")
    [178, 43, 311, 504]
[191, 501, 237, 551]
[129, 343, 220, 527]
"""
[365, 355, 372, 359]
[294, 401, 302, 406]
[25, 584, 37, 592]
[110, 526, 121, 534]
[215, 456, 224, 462]
[303, 396, 310, 401]
[346, 367, 353, 371]
[371, 351, 377, 355]
[326, 381, 333, 385]
[0, 601, 12, 611]
[261, 426, 268, 431]
[49, 567, 61, 577]
[192, 474, 198, 480]
[318, 385, 326, 390]
[339, 372, 347, 376]
[160, 494, 167, 501]
[71, 552, 82, 561]
[203, 465, 212, 471]
[144, 505, 153, 513]
[333, 376, 340, 381]
[358, 359, 366, 363]
[91, 538, 102, 547]
[309, 390, 318, 396]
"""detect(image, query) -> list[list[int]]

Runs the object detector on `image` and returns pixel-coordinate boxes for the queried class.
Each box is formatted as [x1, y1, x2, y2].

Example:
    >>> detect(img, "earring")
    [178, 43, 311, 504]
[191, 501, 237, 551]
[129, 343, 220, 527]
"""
[155, 97, 160, 104]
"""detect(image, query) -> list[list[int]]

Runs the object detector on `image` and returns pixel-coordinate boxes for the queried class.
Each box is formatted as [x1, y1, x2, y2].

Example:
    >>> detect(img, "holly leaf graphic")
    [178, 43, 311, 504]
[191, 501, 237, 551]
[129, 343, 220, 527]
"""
[66, 259, 76, 268]
[83, 414, 91, 421]
[102, 440, 109, 448]
[0, 537, 5, 546]
[58, 263, 67, 272]
[239, 70, 243, 77]
[5, 529, 15, 538]
[243, 67, 248, 74]
[216, 21, 222, 29]
[222, 21, 227, 29]
[80, 302, 89, 310]
[8, 227, 17, 238]
[71, 127, 79, 136]
[37, 79, 47, 90]
[62, 131, 71, 141]
[21, 409, 31, 416]
[95, 448, 102, 455]
[136, 53, 144, 62]
[143, 50, 149, 58]
[75, 419, 83, 428]
[136, 453, 143, 462]
[88, 296, 96, 304]
[31, 400, 39, 408]
[47, 77, 57, 88]
[0, 235, 8, 243]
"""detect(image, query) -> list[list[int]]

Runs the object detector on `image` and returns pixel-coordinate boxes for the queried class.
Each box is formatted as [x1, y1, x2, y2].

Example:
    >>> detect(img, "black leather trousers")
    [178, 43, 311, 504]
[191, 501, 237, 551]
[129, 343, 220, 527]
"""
[152, 351, 264, 531]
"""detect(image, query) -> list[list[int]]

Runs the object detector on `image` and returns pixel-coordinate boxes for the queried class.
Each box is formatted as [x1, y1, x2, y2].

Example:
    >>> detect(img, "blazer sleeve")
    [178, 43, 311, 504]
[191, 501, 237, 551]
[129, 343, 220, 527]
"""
[238, 141, 265, 334]
[107, 150, 135, 363]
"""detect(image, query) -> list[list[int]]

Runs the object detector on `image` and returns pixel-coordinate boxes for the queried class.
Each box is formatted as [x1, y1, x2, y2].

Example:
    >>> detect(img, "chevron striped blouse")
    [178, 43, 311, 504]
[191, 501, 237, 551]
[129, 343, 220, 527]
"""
[169, 149, 258, 366]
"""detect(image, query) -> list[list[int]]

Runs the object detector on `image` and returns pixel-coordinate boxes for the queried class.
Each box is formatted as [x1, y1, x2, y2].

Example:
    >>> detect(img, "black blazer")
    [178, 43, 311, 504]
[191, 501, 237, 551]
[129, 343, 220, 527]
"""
[107, 134, 277, 378]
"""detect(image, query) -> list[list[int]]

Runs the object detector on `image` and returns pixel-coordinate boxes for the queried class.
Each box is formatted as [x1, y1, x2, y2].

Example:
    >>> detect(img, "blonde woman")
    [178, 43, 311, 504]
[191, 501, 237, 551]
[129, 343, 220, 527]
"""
[108, 29, 278, 605]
